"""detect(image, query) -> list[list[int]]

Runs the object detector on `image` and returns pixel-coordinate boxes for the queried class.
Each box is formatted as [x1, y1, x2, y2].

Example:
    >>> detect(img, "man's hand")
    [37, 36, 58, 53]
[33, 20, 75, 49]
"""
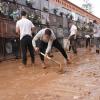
[34, 47, 39, 53]
[45, 53, 48, 58]
[45, 53, 51, 60]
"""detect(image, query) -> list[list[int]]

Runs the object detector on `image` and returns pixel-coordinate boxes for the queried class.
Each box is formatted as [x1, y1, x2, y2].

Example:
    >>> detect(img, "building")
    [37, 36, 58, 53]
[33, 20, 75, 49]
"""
[49, 0, 100, 23]
[0, 0, 99, 23]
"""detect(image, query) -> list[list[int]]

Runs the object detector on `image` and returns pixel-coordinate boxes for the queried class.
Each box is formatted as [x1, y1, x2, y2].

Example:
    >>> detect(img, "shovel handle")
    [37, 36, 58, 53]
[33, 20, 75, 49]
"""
[40, 52, 61, 65]
[40, 52, 51, 60]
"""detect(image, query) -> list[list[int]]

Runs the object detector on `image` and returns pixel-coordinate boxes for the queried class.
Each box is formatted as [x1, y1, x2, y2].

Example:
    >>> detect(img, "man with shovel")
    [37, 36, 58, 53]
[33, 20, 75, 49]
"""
[32, 28, 71, 70]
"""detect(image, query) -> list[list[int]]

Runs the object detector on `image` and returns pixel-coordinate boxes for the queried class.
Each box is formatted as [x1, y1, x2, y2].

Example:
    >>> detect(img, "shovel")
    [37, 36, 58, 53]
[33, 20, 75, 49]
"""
[40, 52, 63, 72]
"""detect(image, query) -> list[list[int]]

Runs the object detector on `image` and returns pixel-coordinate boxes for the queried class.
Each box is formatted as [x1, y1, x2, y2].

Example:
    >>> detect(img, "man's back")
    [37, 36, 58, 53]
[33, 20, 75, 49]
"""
[16, 18, 34, 40]
[70, 24, 77, 36]
[93, 23, 100, 37]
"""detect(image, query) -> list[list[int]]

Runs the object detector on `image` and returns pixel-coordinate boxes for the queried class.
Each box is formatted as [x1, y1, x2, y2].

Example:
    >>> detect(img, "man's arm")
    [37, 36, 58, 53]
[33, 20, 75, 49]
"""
[51, 29, 56, 40]
[45, 29, 55, 54]
[74, 26, 78, 39]
[45, 39, 53, 54]
[32, 31, 42, 48]
[16, 27, 20, 35]
[31, 21, 36, 33]
[31, 27, 36, 33]
[16, 22, 20, 35]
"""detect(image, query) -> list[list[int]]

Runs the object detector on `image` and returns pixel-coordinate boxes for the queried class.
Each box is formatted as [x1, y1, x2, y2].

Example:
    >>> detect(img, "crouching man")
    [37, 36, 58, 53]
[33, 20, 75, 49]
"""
[32, 28, 71, 69]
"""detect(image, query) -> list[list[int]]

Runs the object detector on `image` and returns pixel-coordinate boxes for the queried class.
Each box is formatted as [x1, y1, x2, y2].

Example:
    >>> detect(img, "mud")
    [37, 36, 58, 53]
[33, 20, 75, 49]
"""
[0, 48, 100, 100]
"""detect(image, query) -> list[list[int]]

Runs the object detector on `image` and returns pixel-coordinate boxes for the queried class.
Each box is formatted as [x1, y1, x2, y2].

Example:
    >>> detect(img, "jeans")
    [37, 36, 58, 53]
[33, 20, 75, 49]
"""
[13, 48, 19, 59]
[94, 37, 100, 50]
[69, 35, 77, 54]
[86, 38, 90, 48]
[21, 35, 34, 65]
[37, 39, 68, 62]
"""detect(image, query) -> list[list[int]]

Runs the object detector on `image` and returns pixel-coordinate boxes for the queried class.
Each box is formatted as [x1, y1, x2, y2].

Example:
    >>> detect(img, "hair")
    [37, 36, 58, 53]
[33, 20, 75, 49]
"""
[93, 20, 97, 23]
[45, 29, 52, 36]
[21, 11, 27, 16]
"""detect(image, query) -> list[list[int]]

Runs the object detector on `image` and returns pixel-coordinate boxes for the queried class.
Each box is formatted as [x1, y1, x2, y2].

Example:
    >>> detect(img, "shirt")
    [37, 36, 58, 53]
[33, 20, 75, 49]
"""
[70, 24, 77, 36]
[32, 28, 56, 54]
[93, 23, 100, 37]
[16, 18, 35, 40]
[85, 35, 90, 38]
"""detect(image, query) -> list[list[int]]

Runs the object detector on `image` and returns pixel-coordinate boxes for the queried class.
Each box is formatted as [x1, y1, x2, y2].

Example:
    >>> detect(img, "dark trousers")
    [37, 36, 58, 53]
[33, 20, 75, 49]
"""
[86, 38, 90, 48]
[38, 39, 68, 62]
[94, 37, 100, 50]
[13, 48, 19, 59]
[21, 35, 34, 65]
[69, 35, 77, 54]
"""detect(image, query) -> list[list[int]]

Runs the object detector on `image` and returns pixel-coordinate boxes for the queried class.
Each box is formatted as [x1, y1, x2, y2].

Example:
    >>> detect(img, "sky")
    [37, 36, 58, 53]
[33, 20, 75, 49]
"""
[68, 0, 100, 18]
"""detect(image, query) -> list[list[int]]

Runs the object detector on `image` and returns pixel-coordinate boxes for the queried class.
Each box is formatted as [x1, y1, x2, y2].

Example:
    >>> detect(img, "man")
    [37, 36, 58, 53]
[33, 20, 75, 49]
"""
[32, 28, 70, 68]
[69, 21, 77, 54]
[93, 20, 100, 54]
[16, 11, 35, 67]
[85, 34, 91, 49]
[12, 38, 20, 59]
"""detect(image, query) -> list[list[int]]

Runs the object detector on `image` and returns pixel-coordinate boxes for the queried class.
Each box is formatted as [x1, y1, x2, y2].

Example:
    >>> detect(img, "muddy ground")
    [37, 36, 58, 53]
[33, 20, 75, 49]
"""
[0, 48, 100, 100]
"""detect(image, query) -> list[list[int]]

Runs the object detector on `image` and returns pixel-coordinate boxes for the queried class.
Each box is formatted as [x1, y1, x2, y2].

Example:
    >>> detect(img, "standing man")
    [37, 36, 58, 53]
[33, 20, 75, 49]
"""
[85, 34, 91, 49]
[69, 21, 78, 54]
[16, 11, 35, 67]
[12, 38, 20, 59]
[32, 28, 70, 69]
[93, 20, 100, 54]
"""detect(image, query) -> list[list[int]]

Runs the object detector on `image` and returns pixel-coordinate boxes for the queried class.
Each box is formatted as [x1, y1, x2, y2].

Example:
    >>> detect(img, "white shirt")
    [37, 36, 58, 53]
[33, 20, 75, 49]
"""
[70, 24, 77, 36]
[32, 28, 56, 54]
[85, 35, 90, 38]
[93, 23, 100, 37]
[16, 18, 35, 40]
